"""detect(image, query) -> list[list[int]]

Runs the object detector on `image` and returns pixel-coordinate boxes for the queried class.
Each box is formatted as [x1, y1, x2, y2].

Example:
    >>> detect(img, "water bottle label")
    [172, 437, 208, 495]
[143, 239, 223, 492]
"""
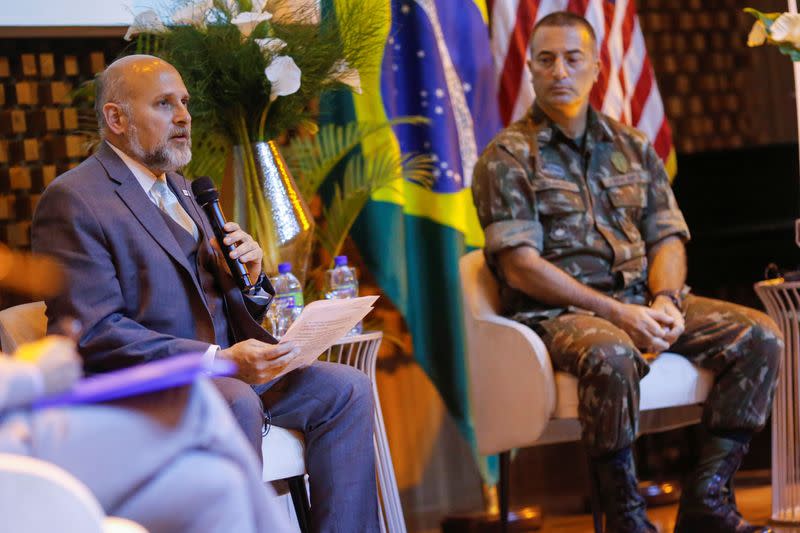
[277, 291, 304, 308]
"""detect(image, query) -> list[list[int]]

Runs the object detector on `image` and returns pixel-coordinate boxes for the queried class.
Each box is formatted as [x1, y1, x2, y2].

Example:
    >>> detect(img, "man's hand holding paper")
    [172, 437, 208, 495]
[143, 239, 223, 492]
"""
[275, 296, 379, 377]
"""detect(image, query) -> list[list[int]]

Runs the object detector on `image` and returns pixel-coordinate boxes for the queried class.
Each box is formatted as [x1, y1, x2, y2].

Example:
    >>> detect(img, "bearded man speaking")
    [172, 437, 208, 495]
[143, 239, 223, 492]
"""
[32, 55, 379, 532]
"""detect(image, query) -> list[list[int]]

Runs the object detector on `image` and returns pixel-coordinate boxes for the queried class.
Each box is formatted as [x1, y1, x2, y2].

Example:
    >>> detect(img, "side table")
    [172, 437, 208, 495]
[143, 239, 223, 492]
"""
[321, 331, 406, 533]
[755, 279, 800, 525]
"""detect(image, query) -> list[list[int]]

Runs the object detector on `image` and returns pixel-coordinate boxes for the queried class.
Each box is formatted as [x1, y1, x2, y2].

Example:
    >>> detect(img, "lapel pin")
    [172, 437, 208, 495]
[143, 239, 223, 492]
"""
[182, 189, 190, 196]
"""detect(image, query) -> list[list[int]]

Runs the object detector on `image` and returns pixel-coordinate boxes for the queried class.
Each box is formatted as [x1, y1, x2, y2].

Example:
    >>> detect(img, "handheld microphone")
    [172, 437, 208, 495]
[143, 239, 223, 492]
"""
[191, 176, 254, 292]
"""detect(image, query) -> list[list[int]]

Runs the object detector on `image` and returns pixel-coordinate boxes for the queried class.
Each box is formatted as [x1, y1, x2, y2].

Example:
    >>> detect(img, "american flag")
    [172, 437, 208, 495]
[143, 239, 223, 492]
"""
[489, 0, 676, 176]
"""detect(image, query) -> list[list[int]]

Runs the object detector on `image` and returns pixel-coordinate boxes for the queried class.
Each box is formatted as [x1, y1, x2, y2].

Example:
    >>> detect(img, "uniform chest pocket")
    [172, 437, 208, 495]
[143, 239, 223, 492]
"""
[533, 178, 586, 246]
[601, 172, 650, 242]
[601, 172, 650, 209]
[532, 178, 585, 216]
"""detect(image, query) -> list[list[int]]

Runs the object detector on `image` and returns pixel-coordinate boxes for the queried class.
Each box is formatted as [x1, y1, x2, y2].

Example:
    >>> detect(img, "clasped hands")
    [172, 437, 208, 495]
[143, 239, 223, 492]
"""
[609, 295, 685, 356]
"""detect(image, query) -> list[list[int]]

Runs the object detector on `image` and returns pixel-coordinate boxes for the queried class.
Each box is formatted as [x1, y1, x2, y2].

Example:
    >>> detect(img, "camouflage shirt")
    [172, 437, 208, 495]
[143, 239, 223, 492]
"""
[471, 104, 690, 325]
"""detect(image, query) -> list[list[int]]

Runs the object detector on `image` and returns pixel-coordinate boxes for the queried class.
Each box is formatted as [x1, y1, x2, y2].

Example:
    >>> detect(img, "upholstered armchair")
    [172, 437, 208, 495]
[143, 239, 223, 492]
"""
[458, 250, 714, 531]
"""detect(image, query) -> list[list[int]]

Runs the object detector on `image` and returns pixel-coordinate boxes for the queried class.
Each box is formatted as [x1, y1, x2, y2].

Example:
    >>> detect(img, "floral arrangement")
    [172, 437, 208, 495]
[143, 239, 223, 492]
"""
[746, 8, 800, 60]
[126, 0, 379, 145]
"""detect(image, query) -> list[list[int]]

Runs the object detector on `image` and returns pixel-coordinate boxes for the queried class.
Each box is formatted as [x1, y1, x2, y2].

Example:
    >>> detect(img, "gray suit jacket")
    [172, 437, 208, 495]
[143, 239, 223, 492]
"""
[32, 142, 276, 373]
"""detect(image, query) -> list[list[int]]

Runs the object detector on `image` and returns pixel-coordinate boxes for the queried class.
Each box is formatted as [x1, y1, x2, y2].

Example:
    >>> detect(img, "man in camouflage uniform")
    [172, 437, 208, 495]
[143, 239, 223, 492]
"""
[472, 11, 781, 533]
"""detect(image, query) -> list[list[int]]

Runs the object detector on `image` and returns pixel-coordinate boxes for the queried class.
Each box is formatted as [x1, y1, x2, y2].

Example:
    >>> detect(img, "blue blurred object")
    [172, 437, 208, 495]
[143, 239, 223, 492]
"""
[34, 353, 236, 408]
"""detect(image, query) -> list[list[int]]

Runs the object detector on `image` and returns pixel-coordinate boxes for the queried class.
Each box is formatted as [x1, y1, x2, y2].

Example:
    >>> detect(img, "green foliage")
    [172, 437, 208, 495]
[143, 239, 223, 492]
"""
[161, 22, 269, 141]
[283, 117, 429, 200]
[132, 0, 385, 144]
[283, 118, 434, 295]
[778, 42, 800, 61]
[318, 151, 434, 261]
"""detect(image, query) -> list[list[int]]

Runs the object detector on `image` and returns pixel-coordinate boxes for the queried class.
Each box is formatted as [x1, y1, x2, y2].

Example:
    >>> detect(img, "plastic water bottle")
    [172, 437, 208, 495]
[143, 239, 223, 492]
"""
[325, 255, 363, 335]
[266, 262, 304, 339]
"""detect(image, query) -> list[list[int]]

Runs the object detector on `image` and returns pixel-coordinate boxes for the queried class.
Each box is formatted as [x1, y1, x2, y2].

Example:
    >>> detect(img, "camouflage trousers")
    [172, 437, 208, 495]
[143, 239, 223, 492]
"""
[533, 295, 783, 456]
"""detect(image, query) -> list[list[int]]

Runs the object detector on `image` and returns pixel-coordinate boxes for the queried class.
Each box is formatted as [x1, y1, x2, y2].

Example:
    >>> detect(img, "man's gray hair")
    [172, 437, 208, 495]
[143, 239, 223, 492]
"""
[94, 69, 130, 138]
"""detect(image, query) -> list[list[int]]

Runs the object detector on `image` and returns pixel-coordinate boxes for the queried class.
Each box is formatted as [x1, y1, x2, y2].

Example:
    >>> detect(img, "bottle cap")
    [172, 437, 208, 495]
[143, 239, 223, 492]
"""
[334, 255, 348, 267]
[278, 262, 292, 274]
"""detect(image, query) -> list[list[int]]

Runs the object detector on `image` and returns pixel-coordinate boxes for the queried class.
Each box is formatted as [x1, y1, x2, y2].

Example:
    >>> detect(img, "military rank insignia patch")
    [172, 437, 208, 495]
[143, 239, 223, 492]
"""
[611, 152, 629, 173]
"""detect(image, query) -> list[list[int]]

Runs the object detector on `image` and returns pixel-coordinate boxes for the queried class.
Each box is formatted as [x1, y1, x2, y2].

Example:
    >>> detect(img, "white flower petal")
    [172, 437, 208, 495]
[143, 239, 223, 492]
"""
[251, 0, 269, 14]
[747, 20, 768, 47]
[124, 10, 167, 41]
[265, 55, 302, 101]
[171, 0, 213, 27]
[770, 13, 800, 46]
[327, 59, 361, 94]
[232, 11, 273, 37]
[255, 37, 287, 54]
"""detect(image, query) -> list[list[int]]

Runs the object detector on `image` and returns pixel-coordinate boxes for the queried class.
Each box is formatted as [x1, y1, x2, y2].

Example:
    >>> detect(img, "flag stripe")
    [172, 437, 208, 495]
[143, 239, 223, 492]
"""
[492, 0, 676, 176]
[498, 0, 540, 124]
[589, 1, 613, 110]
[630, 57, 653, 127]
[491, 0, 519, 90]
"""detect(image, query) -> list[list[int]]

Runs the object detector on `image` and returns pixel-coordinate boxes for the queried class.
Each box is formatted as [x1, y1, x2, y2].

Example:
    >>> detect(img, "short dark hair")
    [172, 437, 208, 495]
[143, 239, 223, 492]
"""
[530, 11, 597, 50]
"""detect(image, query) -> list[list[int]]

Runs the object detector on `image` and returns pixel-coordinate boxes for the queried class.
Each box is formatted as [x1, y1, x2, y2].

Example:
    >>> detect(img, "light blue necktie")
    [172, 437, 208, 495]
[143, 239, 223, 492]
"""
[150, 179, 198, 240]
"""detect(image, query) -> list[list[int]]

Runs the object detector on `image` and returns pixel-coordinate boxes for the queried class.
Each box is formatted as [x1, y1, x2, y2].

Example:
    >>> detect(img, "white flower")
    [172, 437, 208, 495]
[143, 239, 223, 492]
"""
[171, 0, 213, 27]
[269, 0, 321, 24]
[770, 13, 800, 47]
[265, 56, 302, 101]
[124, 10, 167, 42]
[232, 11, 273, 37]
[327, 59, 361, 94]
[255, 37, 287, 54]
[747, 19, 767, 47]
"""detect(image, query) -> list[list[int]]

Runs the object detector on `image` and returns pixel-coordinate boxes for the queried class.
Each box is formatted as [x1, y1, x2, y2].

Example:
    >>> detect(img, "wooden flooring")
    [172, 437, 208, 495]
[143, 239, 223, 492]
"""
[541, 485, 800, 532]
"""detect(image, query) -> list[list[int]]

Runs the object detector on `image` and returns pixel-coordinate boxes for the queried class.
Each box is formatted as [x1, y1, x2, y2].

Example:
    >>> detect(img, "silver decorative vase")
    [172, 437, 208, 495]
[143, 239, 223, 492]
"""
[231, 141, 314, 283]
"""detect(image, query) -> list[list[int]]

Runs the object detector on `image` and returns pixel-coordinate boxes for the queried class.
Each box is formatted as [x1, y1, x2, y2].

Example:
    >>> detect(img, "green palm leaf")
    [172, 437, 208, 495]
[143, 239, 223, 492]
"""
[317, 151, 434, 261]
[283, 117, 429, 200]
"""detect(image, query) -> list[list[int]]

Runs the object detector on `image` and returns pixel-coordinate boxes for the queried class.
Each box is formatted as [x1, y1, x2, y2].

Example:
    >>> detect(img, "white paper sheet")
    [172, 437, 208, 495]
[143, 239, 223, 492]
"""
[275, 296, 378, 376]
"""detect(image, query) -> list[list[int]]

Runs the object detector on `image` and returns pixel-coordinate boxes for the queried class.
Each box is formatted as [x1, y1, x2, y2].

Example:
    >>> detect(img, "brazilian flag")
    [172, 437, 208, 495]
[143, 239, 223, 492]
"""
[326, 0, 502, 480]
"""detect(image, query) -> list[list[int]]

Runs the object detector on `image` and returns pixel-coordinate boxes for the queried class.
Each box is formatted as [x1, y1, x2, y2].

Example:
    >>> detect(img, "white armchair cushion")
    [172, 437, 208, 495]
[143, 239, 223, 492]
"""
[262, 426, 305, 482]
[458, 250, 715, 455]
[0, 453, 146, 533]
[553, 352, 714, 419]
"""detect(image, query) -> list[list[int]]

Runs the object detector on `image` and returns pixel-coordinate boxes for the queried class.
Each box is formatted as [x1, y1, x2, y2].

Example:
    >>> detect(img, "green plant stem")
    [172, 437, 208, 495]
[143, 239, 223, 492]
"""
[256, 101, 272, 142]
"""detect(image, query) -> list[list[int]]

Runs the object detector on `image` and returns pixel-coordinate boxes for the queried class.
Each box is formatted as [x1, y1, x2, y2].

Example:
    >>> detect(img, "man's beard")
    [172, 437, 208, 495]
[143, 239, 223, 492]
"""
[127, 122, 192, 173]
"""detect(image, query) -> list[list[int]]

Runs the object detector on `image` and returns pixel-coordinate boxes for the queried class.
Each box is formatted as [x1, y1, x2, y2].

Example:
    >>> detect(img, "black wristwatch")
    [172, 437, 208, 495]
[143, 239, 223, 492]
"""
[243, 271, 268, 296]
[652, 289, 682, 309]
[253, 271, 268, 289]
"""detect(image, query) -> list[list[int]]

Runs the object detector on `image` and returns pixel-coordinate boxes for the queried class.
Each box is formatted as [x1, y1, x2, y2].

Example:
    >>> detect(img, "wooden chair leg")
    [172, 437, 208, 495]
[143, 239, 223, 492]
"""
[499, 450, 510, 533]
[287, 475, 311, 533]
[586, 453, 604, 533]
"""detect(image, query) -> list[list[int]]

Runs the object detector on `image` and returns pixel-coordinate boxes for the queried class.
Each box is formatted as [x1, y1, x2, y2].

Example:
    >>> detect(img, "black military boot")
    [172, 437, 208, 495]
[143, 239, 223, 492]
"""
[674, 434, 771, 533]
[590, 447, 657, 533]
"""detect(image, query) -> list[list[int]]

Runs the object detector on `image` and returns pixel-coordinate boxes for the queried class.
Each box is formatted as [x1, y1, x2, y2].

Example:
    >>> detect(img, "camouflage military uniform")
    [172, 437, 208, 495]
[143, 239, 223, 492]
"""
[472, 104, 782, 456]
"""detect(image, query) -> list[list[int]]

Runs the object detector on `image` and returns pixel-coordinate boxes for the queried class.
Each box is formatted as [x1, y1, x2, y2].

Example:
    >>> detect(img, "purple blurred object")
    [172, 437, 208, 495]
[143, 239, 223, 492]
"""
[33, 353, 237, 408]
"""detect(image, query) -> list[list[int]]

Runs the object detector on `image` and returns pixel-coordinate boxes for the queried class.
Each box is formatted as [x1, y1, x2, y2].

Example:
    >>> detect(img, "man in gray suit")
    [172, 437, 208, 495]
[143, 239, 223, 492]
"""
[0, 335, 292, 532]
[32, 55, 379, 532]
